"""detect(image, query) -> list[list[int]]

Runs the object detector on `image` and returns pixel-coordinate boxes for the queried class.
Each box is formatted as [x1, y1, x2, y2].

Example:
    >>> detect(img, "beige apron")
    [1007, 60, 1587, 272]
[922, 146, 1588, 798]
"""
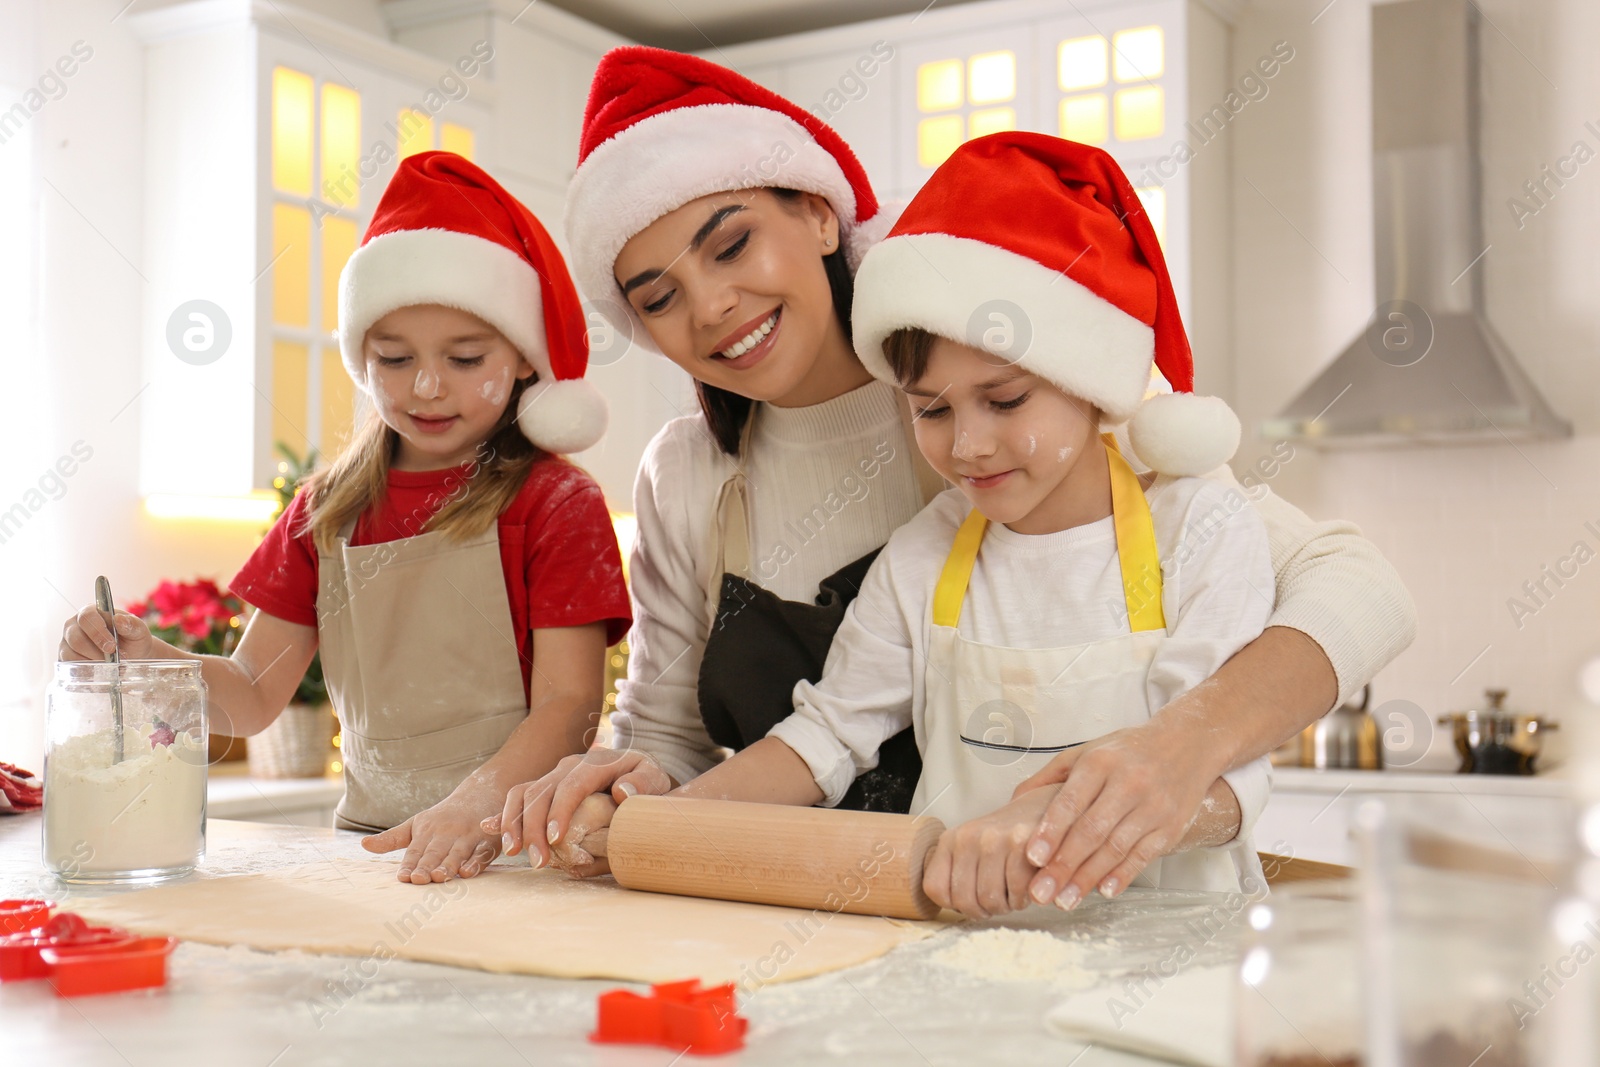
[912, 435, 1256, 893]
[316, 520, 528, 833]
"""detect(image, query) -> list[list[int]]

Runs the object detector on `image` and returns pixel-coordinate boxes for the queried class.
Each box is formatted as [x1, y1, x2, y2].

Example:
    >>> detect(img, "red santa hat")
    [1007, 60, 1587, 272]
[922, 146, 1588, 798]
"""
[338, 151, 607, 454]
[565, 46, 898, 347]
[853, 132, 1239, 478]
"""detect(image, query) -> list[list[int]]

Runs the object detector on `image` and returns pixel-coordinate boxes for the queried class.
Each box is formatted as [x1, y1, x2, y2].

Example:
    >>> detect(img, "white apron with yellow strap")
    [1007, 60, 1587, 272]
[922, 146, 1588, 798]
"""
[911, 435, 1253, 892]
[316, 520, 528, 833]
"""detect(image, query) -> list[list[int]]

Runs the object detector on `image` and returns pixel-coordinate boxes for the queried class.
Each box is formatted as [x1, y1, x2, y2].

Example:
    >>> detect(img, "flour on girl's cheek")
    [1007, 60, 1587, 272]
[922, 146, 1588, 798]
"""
[1056, 445, 1073, 463]
[1026, 434, 1037, 456]
[479, 366, 513, 407]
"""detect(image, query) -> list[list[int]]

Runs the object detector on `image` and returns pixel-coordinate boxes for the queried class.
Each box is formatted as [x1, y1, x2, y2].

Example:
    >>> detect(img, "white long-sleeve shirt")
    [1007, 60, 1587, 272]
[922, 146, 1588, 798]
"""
[613, 380, 1418, 789]
[767, 480, 1275, 846]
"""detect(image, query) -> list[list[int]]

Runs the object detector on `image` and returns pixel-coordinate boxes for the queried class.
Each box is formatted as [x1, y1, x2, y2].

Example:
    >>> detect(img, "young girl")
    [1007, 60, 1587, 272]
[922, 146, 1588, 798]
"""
[59, 153, 630, 885]
[496, 48, 1413, 897]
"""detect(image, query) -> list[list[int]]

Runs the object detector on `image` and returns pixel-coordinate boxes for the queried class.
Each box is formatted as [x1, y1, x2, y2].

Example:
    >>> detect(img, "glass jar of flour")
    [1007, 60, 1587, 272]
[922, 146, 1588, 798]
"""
[44, 661, 208, 883]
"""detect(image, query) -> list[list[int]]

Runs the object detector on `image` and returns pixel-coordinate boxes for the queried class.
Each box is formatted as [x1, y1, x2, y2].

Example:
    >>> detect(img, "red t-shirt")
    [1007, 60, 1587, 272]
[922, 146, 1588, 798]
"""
[230, 456, 631, 702]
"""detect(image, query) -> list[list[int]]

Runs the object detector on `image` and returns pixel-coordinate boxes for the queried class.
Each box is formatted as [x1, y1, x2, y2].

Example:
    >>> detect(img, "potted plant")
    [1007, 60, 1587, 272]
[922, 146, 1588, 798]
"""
[242, 443, 338, 778]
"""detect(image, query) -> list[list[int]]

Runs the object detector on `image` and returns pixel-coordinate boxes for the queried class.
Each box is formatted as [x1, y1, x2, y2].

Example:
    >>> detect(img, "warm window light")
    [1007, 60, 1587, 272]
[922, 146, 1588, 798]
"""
[320, 216, 357, 336]
[968, 107, 1016, 139]
[1114, 85, 1165, 140]
[611, 511, 637, 578]
[917, 114, 964, 169]
[967, 51, 1016, 105]
[320, 83, 361, 208]
[1058, 36, 1108, 92]
[441, 122, 475, 160]
[397, 109, 433, 160]
[144, 493, 281, 522]
[1059, 94, 1109, 144]
[271, 204, 311, 328]
[1135, 185, 1167, 246]
[917, 59, 963, 112]
[1113, 26, 1164, 82]
[321, 351, 358, 456]
[271, 67, 314, 196]
[271, 340, 311, 454]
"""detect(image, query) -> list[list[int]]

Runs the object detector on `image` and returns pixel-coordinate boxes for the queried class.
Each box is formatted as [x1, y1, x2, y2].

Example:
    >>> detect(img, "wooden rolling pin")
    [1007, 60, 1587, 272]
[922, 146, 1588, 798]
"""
[606, 796, 946, 921]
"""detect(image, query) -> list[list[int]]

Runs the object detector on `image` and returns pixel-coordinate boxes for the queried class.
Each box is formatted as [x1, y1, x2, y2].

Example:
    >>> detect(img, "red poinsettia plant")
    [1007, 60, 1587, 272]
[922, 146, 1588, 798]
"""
[127, 578, 244, 657]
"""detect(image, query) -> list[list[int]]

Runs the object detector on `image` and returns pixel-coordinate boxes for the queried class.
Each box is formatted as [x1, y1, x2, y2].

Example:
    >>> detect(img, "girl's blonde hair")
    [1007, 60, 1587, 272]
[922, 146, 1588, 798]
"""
[299, 374, 545, 554]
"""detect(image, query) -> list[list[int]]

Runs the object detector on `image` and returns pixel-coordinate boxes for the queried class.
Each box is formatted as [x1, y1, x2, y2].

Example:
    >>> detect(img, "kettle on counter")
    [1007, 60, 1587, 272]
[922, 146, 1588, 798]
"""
[1298, 684, 1383, 770]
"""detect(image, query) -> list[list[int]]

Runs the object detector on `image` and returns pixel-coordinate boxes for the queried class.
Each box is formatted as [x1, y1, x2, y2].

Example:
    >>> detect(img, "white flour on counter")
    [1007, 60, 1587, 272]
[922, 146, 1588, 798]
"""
[44, 724, 206, 876]
[932, 928, 1099, 990]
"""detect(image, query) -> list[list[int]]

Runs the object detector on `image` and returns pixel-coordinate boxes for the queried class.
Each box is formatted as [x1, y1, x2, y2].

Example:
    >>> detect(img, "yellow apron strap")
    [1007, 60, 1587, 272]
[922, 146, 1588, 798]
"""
[932, 508, 989, 628]
[930, 437, 1165, 632]
[1104, 433, 1166, 632]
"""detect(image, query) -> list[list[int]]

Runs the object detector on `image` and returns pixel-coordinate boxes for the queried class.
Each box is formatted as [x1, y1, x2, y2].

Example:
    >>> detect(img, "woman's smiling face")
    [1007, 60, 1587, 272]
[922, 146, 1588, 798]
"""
[613, 189, 845, 406]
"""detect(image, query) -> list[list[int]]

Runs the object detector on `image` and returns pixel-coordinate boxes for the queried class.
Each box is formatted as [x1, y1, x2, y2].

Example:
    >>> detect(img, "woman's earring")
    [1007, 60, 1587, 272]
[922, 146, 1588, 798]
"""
[824, 236, 834, 248]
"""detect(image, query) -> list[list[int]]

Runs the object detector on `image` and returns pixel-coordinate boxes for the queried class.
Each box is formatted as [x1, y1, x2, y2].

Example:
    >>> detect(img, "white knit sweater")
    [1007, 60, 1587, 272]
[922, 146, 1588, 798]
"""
[613, 379, 1417, 788]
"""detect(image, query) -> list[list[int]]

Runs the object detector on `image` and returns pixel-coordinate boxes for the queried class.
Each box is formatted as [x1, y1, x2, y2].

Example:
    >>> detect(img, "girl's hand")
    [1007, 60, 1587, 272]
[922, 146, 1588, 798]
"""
[1013, 719, 1214, 910]
[922, 786, 1055, 920]
[363, 795, 502, 884]
[481, 749, 673, 872]
[59, 607, 155, 662]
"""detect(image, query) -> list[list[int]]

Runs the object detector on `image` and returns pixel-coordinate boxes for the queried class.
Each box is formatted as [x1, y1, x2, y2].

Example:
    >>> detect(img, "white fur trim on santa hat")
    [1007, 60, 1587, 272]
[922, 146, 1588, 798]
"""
[338, 228, 547, 386]
[565, 103, 862, 351]
[1128, 392, 1241, 477]
[844, 198, 904, 272]
[852, 232, 1155, 423]
[517, 376, 609, 454]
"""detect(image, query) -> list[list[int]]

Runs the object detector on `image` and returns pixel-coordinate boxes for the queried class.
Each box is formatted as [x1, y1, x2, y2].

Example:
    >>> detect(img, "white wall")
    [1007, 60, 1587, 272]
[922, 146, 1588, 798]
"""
[1228, 0, 1600, 767]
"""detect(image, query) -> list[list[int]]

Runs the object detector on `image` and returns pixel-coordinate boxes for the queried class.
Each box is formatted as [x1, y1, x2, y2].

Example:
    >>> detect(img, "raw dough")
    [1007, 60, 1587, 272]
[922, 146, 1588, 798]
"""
[73, 858, 936, 987]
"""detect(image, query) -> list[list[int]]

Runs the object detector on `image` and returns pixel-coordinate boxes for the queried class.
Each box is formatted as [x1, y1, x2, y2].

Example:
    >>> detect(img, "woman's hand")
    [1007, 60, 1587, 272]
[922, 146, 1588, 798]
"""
[483, 749, 674, 872]
[363, 793, 503, 884]
[922, 786, 1055, 920]
[59, 606, 156, 661]
[1013, 718, 1219, 910]
[487, 792, 618, 879]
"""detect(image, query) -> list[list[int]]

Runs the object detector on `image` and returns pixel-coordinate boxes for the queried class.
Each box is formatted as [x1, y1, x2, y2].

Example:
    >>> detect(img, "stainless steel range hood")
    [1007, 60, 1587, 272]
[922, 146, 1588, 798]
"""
[1262, 0, 1571, 446]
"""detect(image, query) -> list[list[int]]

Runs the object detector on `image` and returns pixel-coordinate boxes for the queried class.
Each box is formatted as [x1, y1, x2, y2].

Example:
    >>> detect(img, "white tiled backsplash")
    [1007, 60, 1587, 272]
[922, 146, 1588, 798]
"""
[1275, 439, 1600, 772]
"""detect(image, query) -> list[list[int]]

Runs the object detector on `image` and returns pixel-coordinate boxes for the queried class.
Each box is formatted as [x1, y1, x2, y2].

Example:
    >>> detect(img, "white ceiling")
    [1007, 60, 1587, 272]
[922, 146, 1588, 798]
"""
[541, 0, 988, 50]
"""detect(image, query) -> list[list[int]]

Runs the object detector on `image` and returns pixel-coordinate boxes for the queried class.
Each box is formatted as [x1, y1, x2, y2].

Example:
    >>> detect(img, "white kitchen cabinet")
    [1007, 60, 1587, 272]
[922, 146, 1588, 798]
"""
[705, 0, 1241, 350]
[130, 2, 495, 501]
[1257, 767, 1571, 871]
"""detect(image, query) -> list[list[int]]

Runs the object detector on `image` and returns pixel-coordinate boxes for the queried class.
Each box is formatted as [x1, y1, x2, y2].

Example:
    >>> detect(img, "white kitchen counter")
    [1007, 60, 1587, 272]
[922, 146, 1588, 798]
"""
[0, 815, 1249, 1066]
[1260, 766, 1573, 868]
[204, 765, 343, 825]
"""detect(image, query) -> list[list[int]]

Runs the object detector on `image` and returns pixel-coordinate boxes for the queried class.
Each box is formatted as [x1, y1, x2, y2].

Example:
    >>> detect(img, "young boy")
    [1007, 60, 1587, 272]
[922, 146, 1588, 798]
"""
[743, 131, 1275, 917]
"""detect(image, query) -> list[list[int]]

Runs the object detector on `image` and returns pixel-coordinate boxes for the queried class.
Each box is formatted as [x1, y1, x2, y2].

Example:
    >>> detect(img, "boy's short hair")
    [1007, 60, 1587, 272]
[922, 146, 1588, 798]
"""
[881, 327, 939, 387]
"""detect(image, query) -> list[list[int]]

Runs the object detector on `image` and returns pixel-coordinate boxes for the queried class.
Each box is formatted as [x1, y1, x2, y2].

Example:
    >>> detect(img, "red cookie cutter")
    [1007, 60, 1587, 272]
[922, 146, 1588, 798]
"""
[0, 912, 139, 984]
[0, 898, 53, 934]
[592, 978, 748, 1055]
[41, 937, 177, 998]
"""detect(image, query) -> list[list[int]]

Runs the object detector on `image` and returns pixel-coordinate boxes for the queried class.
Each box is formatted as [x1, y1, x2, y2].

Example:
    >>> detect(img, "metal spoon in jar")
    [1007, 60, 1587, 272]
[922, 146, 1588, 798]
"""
[93, 575, 124, 764]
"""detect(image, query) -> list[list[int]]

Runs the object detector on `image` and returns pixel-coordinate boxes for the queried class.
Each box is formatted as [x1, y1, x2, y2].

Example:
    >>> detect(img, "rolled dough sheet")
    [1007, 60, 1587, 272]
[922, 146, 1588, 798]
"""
[71, 858, 937, 985]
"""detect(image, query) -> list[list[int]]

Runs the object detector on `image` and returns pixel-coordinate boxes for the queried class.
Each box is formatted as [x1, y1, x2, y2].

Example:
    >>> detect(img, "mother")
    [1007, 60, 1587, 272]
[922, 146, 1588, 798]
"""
[493, 47, 1414, 902]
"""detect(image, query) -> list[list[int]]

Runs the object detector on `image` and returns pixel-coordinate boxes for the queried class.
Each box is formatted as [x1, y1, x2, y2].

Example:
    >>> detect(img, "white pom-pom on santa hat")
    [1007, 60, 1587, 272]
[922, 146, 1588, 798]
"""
[1128, 392, 1241, 477]
[517, 378, 610, 456]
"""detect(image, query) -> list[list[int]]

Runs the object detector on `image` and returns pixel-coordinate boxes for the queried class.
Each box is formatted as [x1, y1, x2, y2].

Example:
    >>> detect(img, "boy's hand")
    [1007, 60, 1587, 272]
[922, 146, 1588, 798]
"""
[59, 607, 155, 662]
[364, 795, 501, 884]
[922, 785, 1056, 920]
[1012, 719, 1213, 909]
[484, 749, 673, 871]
